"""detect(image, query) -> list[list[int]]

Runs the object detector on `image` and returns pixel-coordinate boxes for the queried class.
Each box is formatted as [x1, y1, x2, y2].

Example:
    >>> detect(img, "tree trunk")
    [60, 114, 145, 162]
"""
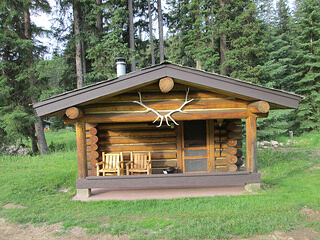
[29, 126, 39, 154]
[95, 0, 103, 35]
[128, 0, 136, 71]
[24, 7, 49, 155]
[34, 115, 49, 155]
[148, 0, 155, 65]
[211, 4, 215, 73]
[219, 0, 227, 76]
[157, 0, 164, 62]
[73, 1, 86, 88]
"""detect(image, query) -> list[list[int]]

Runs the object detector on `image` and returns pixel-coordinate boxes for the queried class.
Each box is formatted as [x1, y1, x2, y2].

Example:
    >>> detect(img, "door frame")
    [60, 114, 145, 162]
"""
[176, 120, 215, 173]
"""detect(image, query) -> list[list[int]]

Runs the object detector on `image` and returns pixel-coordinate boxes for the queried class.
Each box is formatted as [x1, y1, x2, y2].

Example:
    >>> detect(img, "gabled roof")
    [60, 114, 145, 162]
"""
[33, 62, 302, 117]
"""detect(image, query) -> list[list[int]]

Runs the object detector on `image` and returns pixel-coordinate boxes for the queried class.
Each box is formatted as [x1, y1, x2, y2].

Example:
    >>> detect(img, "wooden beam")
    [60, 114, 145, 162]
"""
[64, 109, 267, 124]
[84, 99, 249, 113]
[97, 91, 230, 102]
[246, 115, 258, 173]
[176, 122, 183, 173]
[98, 129, 175, 138]
[76, 121, 87, 179]
[96, 136, 177, 144]
[207, 120, 215, 172]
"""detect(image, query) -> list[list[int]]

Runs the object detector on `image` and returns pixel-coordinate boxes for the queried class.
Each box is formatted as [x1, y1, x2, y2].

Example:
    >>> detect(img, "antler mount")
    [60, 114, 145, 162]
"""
[132, 88, 194, 127]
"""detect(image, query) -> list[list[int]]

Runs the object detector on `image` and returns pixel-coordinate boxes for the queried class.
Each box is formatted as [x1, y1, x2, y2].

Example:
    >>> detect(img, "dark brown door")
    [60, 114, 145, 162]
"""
[182, 120, 208, 173]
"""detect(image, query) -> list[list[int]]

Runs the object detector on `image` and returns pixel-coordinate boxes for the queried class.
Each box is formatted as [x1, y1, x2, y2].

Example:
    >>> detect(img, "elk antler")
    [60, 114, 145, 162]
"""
[132, 88, 194, 127]
[163, 87, 194, 126]
[132, 92, 164, 127]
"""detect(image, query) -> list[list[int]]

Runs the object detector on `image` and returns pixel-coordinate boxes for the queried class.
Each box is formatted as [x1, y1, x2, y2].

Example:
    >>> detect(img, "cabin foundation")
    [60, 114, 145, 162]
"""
[77, 188, 91, 198]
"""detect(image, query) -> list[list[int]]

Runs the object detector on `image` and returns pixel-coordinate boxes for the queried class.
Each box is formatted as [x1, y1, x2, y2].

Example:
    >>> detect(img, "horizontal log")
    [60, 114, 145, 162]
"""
[151, 159, 177, 168]
[100, 91, 231, 102]
[89, 169, 97, 176]
[98, 123, 171, 130]
[85, 123, 98, 130]
[215, 149, 243, 157]
[99, 144, 177, 152]
[90, 135, 99, 144]
[88, 151, 185, 160]
[66, 107, 84, 119]
[90, 143, 99, 151]
[213, 119, 242, 126]
[87, 153, 100, 161]
[214, 134, 242, 141]
[226, 138, 238, 147]
[97, 136, 177, 145]
[84, 99, 249, 113]
[216, 141, 243, 149]
[63, 110, 267, 124]
[89, 127, 98, 135]
[90, 159, 99, 168]
[90, 151, 99, 160]
[226, 121, 238, 131]
[215, 164, 237, 172]
[215, 155, 238, 164]
[214, 126, 242, 134]
[226, 146, 238, 155]
[247, 101, 270, 113]
[99, 129, 175, 138]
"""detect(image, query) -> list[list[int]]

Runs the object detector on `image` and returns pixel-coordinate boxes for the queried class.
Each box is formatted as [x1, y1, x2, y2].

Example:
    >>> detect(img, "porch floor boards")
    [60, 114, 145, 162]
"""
[73, 186, 248, 201]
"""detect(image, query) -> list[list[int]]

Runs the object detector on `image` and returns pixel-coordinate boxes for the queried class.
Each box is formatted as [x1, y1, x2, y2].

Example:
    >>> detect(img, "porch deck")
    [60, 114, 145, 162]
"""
[76, 171, 261, 191]
[73, 186, 248, 201]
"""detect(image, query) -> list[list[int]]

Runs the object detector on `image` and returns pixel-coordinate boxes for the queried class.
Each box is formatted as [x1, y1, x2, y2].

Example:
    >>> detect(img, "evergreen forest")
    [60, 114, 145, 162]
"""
[1, 0, 320, 154]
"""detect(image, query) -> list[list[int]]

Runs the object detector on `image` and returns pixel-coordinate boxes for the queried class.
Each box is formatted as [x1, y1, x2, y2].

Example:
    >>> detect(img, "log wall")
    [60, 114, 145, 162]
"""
[86, 122, 177, 176]
[213, 119, 243, 173]
[81, 83, 246, 176]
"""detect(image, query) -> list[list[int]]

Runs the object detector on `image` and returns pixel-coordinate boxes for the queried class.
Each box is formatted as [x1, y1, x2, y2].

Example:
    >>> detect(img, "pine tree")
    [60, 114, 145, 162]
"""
[292, 0, 320, 132]
[260, 0, 295, 90]
[218, 0, 267, 83]
[0, 0, 50, 154]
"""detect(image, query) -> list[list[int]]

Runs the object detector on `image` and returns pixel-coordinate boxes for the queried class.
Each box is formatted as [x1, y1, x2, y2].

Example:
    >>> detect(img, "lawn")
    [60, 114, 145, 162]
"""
[0, 130, 319, 239]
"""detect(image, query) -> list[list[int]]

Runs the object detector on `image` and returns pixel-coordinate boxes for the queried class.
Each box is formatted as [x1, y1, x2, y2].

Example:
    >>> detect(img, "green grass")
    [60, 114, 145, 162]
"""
[45, 128, 77, 152]
[0, 130, 319, 239]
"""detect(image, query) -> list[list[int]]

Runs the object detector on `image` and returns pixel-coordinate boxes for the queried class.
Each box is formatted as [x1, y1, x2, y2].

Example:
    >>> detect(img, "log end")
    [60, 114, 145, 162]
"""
[159, 77, 174, 93]
[66, 107, 84, 119]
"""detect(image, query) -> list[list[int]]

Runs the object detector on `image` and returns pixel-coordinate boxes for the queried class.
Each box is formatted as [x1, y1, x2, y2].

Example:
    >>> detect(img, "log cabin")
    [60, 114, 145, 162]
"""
[33, 62, 302, 198]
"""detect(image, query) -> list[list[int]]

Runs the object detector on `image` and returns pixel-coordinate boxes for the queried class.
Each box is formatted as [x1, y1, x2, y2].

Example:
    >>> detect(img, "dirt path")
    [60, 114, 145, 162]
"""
[1, 217, 319, 240]
[0, 218, 130, 240]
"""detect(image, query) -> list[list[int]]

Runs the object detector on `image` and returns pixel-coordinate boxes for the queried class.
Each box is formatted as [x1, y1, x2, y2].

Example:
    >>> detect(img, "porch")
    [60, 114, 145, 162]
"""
[76, 171, 261, 198]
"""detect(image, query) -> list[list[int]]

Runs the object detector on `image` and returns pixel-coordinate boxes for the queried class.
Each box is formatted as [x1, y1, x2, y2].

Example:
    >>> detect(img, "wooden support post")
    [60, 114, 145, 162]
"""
[176, 122, 183, 173]
[246, 116, 257, 173]
[207, 120, 215, 172]
[76, 121, 88, 179]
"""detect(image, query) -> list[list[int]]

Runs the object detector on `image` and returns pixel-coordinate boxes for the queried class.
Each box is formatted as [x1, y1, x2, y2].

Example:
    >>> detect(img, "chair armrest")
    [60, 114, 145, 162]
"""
[126, 161, 133, 167]
[96, 161, 104, 166]
[118, 161, 125, 167]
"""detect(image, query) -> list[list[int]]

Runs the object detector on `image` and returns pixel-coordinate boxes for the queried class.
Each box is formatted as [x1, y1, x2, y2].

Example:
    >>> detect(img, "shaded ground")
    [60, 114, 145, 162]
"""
[1, 205, 319, 240]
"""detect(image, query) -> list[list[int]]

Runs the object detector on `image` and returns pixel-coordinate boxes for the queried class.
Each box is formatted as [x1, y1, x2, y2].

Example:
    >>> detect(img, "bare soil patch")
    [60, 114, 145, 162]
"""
[0, 218, 129, 240]
[240, 227, 320, 240]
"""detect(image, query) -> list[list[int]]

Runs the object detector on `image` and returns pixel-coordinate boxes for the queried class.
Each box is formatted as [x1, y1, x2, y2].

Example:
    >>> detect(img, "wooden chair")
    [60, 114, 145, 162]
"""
[96, 152, 124, 176]
[126, 152, 152, 175]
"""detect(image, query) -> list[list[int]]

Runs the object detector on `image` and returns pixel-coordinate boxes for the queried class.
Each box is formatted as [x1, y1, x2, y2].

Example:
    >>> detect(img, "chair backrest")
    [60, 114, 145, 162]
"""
[103, 152, 123, 169]
[131, 152, 151, 169]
